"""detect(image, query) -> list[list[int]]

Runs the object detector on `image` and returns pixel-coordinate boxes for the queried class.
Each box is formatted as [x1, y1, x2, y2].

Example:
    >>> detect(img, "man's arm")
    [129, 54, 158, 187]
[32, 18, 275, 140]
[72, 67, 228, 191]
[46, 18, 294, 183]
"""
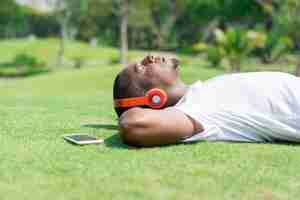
[118, 107, 203, 147]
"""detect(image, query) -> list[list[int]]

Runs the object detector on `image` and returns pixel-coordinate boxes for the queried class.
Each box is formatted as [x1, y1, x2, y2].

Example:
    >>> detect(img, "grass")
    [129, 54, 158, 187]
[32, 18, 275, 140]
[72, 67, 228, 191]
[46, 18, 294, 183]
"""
[0, 38, 118, 63]
[1, 39, 300, 199]
[0, 38, 161, 66]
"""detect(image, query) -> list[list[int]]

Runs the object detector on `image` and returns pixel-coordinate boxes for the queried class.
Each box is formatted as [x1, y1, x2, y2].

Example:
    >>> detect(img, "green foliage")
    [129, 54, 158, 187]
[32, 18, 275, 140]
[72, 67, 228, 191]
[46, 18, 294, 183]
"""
[192, 42, 208, 54]
[14, 53, 39, 67]
[206, 46, 223, 67]
[0, 0, 17, 24]
[207, 28, 259, 72]
[71, 56, 85, 69]
[204, 28, 275, 71]
[0, 53, 47, 77]
[109, 54, 121, 65]
[215, 28, 252, 56]
[258, 0, 300, 47]
[255, 31, 293, 63]
[22, 6, 59, 37]
[273, 0, 300, 39]
[0, 0, 25, 37]
[109, 53, 137, 65]
[0, 0, 274, 49]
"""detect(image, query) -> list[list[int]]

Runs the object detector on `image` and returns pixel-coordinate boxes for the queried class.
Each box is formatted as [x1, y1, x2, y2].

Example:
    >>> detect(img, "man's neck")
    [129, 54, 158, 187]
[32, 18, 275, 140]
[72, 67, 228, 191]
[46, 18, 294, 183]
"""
[166, 81, 188, 106]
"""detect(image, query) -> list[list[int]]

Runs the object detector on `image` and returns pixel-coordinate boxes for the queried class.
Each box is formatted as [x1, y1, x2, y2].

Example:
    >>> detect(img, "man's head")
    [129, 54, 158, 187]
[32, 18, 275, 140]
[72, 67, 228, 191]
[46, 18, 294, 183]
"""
[113, 55, 187, 117]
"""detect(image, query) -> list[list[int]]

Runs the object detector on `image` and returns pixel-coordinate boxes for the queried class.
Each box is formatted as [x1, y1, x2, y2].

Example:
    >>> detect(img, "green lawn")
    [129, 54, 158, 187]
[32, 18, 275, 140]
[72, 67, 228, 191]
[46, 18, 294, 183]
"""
[0, 38, 117, 63]
[1, 40, 300, 199]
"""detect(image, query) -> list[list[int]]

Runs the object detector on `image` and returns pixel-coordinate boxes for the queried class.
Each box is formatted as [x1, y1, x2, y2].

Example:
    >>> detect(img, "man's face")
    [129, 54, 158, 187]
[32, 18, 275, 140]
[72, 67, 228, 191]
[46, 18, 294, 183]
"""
[128, 55, 181, 91]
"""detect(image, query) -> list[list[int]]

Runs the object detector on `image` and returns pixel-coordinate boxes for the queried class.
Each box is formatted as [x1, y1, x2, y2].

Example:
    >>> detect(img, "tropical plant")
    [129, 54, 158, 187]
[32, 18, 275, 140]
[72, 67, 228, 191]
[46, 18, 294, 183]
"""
[192, 42, 208, 54]
[257, 0, 300, 75]
[255, 31, 293, 63]
[208, 28, 265, 72]
[206, 46, 224, 68]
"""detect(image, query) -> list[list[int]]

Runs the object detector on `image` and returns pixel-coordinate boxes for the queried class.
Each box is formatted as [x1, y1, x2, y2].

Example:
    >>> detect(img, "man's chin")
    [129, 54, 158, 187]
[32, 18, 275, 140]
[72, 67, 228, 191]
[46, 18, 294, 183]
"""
[171, 58, 180, 69]
[174, 64, 180, 73]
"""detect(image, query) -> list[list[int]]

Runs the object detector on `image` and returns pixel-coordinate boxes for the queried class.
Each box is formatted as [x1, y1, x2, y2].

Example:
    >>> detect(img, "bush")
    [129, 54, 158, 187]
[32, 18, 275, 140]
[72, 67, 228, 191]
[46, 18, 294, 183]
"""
[109, 55, 121, 65]
[109, 54, 136, 65]
[13, 53, 39, 67]
[206, 28, 268, 72]
[254, 31, 293, 63]
[0, 53, 48, 77]
[192, 42, 208, 54]
[206, 46, 223, 67]
[71, 56, 85, 69]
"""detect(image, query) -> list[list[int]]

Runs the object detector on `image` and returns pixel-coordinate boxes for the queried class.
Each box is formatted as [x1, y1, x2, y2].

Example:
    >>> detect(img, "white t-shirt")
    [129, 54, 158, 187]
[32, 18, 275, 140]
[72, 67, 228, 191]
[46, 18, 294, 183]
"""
[174, 72, 300, 143]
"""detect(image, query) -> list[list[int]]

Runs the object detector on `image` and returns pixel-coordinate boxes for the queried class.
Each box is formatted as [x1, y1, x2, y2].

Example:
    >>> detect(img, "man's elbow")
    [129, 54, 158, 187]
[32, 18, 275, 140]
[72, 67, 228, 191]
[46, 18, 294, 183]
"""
[118, 112, 147, 147]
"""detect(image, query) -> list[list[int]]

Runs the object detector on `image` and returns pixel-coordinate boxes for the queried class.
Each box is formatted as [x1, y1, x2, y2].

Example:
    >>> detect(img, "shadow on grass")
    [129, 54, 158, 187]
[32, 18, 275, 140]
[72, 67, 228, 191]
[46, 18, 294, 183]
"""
[270, 141, 300, 146]
[104, 133, 186, 149]
[104, 134, 137, 149]
[81, 123, 119, 130]
[81, 124, 300, 149]
[81, 123, 134, 149]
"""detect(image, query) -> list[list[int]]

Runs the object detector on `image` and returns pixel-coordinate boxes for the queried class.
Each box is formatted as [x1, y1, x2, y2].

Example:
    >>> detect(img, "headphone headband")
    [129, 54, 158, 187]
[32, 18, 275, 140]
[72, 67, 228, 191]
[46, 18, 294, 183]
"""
[114, 88, 167, 109]
[114, 96, 149, 108]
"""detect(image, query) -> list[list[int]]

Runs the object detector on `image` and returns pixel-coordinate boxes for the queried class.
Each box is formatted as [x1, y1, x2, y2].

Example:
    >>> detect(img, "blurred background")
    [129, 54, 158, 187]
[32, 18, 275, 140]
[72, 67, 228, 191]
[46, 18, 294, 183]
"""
[0, 0, 300, 78]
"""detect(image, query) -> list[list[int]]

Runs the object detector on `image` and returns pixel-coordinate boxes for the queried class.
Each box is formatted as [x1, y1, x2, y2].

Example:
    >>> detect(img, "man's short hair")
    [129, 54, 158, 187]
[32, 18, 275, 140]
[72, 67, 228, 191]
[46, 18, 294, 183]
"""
[113, 71, 147, 117]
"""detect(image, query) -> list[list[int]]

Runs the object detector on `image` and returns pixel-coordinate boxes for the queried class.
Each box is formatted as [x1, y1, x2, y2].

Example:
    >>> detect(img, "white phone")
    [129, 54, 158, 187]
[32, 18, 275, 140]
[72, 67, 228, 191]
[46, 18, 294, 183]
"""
[63, 134, 103, 145]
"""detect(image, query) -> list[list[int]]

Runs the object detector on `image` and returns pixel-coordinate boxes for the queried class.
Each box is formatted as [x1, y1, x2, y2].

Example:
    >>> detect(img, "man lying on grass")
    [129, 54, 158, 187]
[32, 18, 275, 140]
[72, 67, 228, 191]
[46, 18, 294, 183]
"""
[113, 55, 300, 147]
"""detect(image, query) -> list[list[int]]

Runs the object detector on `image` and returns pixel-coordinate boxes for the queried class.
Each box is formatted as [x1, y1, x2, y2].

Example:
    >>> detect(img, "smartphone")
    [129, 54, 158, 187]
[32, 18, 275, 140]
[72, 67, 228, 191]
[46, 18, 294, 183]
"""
[63, 134, 103, 145]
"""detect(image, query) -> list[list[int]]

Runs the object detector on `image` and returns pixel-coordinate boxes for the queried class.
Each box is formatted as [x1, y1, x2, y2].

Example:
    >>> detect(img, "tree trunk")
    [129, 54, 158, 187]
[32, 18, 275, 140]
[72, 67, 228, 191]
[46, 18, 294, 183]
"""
[152, 0, 178, 49]
[120, 0, 129, 66]
[230, 57, 241, 73]
[53, 0, 71, 67]
[56, 19, 67, 67]
[201, 18, 220, 42]
[56, 33, 64, 67]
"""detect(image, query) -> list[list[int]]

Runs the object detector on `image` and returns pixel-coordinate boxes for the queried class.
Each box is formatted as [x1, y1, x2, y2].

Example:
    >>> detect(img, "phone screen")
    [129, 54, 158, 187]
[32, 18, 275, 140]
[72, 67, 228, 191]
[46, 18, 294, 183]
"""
[67, 135, 98, 142]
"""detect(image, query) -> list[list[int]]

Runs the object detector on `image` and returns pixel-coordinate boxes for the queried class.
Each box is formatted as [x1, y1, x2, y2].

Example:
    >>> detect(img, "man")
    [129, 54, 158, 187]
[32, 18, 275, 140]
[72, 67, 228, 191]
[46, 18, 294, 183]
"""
[113, 55, 300, 147]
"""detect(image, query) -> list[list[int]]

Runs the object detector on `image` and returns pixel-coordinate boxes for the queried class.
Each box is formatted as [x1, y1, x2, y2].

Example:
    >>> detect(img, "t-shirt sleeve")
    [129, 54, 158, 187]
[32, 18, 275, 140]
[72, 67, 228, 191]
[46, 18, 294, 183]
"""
[173, 82, 221, 143]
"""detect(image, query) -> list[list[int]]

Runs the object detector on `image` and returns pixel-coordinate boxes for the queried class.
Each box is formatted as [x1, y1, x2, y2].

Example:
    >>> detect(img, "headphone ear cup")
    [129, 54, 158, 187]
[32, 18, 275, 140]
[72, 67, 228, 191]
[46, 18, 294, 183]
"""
[146, 88, 168, 109]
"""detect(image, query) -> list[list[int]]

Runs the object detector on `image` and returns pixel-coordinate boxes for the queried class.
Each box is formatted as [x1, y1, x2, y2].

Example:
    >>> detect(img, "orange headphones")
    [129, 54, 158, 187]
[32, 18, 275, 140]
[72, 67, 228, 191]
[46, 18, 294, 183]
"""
[114, 88, 168, 109]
